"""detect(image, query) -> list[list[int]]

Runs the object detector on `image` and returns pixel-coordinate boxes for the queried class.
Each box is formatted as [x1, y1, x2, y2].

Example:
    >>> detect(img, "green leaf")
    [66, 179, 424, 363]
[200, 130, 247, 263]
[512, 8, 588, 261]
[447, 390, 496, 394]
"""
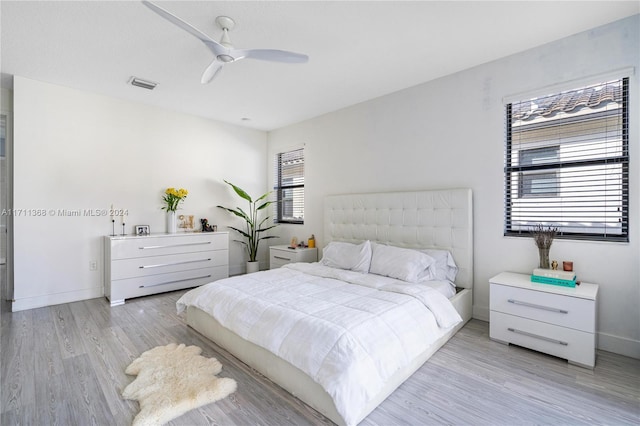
[236, 207, 251, 223]
[257, 226, 278, 234]
[256, 201, 273, 211]
[255, 192, 271, 203]
[224, 180, 252, 203]
[217, 205, 249, 222]
[227, 226, 250, 239]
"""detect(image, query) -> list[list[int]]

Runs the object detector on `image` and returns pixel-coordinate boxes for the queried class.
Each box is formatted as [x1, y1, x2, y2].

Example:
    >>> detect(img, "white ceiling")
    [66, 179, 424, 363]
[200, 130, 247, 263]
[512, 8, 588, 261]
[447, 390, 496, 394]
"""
[1, 1, 638, 131]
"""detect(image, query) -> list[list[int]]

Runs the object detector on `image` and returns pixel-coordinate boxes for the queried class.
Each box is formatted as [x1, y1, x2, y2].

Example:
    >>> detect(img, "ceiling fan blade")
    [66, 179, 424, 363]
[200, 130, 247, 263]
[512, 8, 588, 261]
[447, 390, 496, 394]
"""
[142, 1, 225, 55]
[143, 3, 308, 83]
[201, 60, 224, 84]
[236, 49, 309, 63]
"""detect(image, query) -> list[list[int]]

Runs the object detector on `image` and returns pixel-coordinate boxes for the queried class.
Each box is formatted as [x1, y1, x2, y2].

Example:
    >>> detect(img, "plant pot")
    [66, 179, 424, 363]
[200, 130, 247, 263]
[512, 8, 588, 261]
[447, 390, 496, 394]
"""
[246, 261, 260, 274]
[166, 211, 177, 234]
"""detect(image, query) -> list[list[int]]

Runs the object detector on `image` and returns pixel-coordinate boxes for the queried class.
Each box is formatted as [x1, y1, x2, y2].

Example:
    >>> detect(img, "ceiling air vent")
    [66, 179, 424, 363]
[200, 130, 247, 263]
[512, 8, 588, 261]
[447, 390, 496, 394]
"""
[128, 76, 158, 90]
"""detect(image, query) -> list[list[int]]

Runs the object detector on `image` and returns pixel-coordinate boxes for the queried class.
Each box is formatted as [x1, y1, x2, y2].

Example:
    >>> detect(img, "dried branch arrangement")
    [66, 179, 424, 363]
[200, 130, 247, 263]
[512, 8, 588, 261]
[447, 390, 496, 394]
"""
[530, 224, 558, 249]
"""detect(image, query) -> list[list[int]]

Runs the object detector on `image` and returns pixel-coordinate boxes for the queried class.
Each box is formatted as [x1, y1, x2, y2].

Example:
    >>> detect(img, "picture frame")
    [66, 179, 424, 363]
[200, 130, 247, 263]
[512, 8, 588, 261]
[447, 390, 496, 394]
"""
[135, 225, 150, 236]
[178, 214, 195, 231]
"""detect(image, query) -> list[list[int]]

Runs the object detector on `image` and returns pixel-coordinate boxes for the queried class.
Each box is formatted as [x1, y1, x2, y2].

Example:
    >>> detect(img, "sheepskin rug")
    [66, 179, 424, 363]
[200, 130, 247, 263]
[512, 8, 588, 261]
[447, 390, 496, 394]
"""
[123, 343, 237, 426]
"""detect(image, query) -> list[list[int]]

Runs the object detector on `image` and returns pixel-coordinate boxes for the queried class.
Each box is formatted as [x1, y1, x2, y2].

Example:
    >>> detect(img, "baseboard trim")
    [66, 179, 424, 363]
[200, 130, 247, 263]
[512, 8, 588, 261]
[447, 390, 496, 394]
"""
[597, 331, 640, 360]
[11, 287, 103, 312]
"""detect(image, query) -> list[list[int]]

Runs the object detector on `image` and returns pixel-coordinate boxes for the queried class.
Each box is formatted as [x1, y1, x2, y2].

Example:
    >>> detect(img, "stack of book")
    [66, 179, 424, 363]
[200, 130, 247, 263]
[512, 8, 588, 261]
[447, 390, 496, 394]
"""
[531, 268, 577, 287]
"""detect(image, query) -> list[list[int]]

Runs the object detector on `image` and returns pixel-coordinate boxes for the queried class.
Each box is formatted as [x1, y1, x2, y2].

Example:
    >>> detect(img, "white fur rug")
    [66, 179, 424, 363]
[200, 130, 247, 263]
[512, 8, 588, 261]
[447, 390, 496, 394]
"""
[123, 343, 237, 426]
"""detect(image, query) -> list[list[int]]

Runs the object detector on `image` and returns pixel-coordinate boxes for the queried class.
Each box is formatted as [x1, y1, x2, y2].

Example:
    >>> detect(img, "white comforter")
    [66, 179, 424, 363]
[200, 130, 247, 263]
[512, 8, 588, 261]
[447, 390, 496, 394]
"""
[176, 263, 461, 426]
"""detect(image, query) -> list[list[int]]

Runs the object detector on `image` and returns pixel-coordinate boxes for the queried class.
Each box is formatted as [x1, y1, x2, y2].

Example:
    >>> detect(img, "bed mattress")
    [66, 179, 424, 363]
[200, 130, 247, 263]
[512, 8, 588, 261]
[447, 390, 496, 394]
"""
[177, 263, 464, 426]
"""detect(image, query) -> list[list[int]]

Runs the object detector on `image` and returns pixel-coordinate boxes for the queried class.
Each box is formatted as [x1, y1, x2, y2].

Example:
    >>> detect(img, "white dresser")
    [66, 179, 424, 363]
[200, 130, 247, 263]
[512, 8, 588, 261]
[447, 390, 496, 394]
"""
[489, 271, 598, 368]
[104, 232, 229, 306]
[269, 245, 318, 269]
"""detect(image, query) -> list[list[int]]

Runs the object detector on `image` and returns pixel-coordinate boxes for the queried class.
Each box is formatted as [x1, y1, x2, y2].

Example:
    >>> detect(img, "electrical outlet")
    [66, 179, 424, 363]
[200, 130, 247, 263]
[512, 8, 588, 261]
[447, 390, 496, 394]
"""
[89, 260, 97, 271]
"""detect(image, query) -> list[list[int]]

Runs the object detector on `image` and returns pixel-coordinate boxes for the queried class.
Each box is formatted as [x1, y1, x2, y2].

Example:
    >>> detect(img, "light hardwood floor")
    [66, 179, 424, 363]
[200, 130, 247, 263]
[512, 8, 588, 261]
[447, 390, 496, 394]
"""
[2, 289, 639, 425]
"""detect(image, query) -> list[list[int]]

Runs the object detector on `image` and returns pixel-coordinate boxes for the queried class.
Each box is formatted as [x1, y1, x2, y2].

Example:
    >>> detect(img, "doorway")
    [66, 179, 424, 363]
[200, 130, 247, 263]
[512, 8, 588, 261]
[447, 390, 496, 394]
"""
[1, 113, 11, 301]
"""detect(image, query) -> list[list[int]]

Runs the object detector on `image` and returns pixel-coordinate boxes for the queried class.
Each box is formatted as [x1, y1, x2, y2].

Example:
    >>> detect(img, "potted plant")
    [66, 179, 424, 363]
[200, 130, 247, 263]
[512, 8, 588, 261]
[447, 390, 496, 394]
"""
[217, 180, 278, 273]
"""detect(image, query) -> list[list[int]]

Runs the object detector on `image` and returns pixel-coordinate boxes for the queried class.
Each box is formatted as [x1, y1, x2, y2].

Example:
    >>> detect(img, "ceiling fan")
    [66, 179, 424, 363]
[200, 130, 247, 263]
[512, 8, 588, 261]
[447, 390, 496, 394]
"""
[142, 1, 309, 84]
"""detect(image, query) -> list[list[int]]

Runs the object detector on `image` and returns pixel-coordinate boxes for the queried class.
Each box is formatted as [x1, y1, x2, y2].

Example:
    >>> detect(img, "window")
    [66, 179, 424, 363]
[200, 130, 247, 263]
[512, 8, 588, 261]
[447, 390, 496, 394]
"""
[505, 77, 629, 242]
[518, 146, 560, 198]
[274, 148, 304, 224]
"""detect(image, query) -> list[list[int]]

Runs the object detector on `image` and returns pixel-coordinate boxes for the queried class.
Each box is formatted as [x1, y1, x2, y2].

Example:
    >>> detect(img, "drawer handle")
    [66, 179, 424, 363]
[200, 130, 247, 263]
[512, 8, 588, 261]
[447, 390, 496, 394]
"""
[139, 258, 211, 269]
[139, 241, 212, 250]
[139, 274, 212, 288]
[508, 299, 568, 314]
[273, 256, 292, 261]
[507, 328, 569, 346]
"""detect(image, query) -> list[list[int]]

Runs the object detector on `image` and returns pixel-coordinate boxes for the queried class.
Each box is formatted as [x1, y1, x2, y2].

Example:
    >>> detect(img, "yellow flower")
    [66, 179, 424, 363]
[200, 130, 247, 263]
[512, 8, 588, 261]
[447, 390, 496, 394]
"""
[162, 187, 188, 212]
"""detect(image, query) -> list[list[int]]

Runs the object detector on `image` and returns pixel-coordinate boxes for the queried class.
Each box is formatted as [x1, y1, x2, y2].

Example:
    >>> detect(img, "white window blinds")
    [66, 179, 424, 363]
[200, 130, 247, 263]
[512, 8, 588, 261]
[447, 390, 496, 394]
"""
[274, 148, 304, 224]
[504, 77, 629, 242]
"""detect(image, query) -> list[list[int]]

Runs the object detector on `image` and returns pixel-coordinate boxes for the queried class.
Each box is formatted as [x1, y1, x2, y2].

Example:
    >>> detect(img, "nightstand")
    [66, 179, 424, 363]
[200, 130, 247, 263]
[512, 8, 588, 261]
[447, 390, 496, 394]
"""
[269, 245, 318, 269]
[489, 271, 598, 368]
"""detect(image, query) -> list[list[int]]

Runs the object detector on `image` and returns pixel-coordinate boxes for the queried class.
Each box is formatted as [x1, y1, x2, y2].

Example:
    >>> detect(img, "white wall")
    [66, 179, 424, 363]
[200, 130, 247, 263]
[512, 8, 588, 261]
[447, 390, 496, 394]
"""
[12, 76, 268, 310]
[268, 15, 640, 358]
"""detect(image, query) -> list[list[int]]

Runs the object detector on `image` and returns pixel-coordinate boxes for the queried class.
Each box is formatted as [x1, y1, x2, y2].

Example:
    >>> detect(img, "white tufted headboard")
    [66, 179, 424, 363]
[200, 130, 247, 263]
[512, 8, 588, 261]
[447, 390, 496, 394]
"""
[324, 189, 473, 289]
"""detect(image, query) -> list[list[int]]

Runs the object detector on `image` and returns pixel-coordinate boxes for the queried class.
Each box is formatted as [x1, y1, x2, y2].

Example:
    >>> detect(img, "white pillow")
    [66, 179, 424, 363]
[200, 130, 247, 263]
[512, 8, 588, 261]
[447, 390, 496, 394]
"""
[369, 243, 435, 283]
[419, 249, 459, 282]
[320, 240, 372, 273]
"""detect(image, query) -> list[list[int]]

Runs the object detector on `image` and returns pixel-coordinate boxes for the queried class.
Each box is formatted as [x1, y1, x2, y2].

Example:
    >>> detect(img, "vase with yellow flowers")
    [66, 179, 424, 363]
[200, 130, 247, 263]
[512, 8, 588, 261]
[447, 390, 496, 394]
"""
[162, 187, 188, 233]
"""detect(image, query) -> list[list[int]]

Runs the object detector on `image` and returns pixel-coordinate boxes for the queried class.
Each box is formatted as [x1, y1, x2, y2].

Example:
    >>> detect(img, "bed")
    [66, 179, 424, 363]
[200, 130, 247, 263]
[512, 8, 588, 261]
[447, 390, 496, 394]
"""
[177, 189, 473, 426]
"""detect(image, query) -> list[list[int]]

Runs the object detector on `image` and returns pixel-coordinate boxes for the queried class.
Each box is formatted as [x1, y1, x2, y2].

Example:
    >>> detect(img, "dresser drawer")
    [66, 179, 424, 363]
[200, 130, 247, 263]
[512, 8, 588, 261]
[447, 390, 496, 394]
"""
[110, 233, 227, 260]
[111, 250, 227, 280]
[490, 311, 595, 367]
[109, 266, 228, 303]
[490, 283, 595, 332]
